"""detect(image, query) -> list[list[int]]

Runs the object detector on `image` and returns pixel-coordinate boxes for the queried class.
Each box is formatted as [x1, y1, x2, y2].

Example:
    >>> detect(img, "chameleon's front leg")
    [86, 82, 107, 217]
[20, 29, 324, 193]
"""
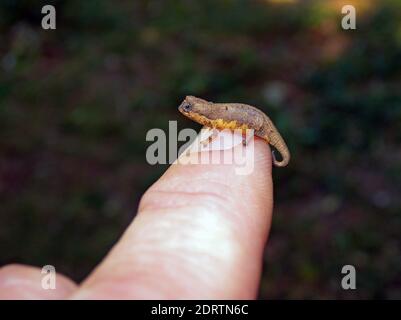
[200, 126, 219, 147]
[202, 127, 250, 147]
[183, 127, 219, 157]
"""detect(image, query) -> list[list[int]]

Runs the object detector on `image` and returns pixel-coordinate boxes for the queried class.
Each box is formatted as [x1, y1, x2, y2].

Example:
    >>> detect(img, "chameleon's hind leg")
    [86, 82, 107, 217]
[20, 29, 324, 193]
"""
[242, 128, 256, 146]
[242, 130, 248, 146]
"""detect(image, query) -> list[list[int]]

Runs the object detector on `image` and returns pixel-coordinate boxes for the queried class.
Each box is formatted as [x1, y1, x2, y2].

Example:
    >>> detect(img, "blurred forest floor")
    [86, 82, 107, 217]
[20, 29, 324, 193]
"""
[0, 0, 401, 298]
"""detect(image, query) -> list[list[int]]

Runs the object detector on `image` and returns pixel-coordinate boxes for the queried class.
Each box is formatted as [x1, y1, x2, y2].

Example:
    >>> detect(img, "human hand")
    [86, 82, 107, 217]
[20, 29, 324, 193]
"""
[0, 131, 273, 299]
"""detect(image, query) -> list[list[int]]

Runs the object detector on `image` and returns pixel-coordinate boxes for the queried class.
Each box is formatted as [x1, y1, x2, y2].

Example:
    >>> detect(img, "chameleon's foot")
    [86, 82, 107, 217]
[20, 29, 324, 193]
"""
[200, 138, 210, 147]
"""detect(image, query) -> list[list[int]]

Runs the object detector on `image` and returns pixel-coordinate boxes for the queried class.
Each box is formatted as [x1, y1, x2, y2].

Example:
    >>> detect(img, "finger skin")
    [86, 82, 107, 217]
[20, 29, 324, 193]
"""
[0, 264, 77, 299]
[70, 134, 274, 300]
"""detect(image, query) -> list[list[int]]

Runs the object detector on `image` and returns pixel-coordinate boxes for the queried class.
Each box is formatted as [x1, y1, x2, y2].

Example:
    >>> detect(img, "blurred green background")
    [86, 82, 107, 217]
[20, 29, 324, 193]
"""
[1, 0, 400, 299]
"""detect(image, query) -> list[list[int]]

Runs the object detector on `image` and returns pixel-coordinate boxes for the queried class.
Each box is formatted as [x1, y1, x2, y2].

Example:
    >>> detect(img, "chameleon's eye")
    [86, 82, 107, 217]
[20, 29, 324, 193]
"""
[183, 103, 192, 111]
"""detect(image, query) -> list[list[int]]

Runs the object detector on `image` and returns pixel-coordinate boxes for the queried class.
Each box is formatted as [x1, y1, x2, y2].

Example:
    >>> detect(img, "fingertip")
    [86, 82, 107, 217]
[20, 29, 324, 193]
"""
[72, 131, 274, 299]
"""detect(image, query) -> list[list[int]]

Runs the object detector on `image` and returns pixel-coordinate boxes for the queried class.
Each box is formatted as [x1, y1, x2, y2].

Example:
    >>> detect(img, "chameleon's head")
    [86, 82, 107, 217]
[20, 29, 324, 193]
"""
[178, 96, 212, 122]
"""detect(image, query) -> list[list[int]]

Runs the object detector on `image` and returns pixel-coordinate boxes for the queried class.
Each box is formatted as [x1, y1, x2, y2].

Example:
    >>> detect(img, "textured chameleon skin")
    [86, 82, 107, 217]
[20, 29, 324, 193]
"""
[178, 96, 290, 167]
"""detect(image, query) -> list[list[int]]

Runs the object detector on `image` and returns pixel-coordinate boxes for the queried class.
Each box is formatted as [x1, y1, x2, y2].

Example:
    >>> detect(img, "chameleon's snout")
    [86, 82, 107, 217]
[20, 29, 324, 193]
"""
[179, 95, 208, 114]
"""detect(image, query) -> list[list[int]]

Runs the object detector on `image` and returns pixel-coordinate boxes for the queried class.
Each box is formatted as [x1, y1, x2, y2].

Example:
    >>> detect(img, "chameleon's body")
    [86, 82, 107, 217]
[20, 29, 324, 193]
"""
[178, 96, 290, 167]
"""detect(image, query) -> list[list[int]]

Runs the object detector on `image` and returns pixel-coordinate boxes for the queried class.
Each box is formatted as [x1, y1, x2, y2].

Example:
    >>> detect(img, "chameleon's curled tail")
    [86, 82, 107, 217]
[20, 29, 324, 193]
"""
[270, 133, 290, 167]
[263, 115, 290, 167]
[272, 149, 290, 167]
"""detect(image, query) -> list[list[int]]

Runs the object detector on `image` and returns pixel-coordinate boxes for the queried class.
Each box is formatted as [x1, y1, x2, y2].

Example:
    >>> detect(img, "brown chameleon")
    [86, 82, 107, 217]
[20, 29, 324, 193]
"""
[178, 96, 290, 167]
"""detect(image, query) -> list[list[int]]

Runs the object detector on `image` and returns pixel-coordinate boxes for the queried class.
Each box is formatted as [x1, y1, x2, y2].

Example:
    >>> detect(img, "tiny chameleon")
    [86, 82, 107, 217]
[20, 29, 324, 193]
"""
[178, 96, 290, 167]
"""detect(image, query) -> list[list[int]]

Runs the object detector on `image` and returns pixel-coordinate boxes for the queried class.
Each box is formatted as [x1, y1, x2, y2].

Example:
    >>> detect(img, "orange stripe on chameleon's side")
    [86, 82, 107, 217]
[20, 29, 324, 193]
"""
[189, 113, 249, 130]
[210, 119, 249, 130]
